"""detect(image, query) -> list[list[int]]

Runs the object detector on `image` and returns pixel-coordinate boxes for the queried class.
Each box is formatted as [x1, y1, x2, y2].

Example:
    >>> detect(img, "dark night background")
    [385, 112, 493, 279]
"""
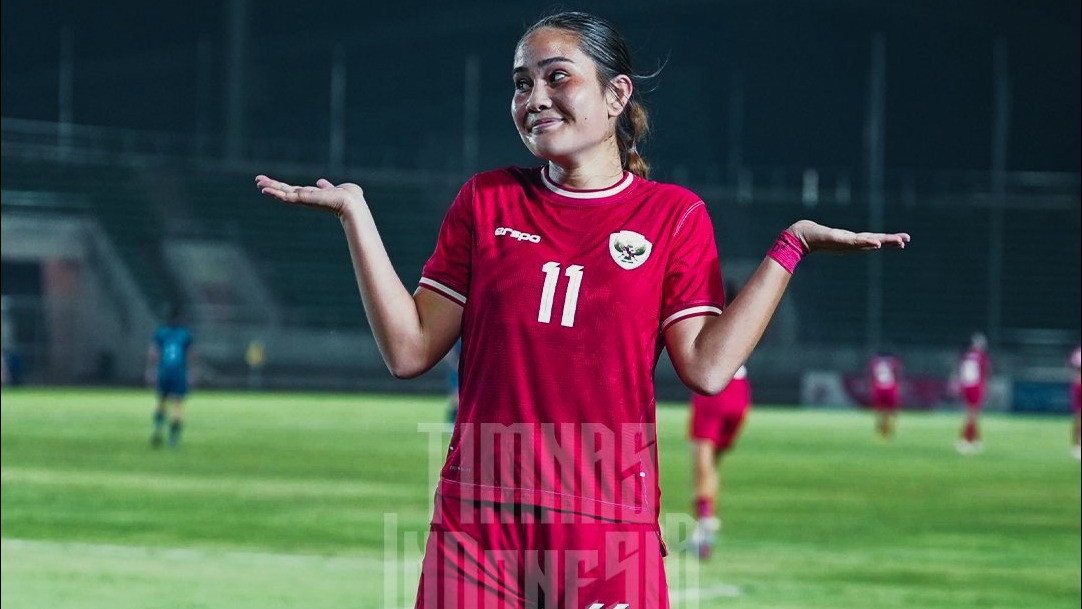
[2, 0, 1079, 178]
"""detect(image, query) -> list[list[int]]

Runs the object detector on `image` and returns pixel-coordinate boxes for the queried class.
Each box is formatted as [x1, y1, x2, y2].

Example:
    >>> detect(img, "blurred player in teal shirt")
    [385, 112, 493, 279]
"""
[445, 339, 462, 425]
[145, 305, 197, 448]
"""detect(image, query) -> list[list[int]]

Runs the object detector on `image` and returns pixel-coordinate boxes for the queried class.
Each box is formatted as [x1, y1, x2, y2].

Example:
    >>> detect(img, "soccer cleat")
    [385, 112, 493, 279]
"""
[689, 517, 721, 560]
[1071, 445, 1080, 460]
[150, 432, 164, 448]
[955, 440, 972, 455]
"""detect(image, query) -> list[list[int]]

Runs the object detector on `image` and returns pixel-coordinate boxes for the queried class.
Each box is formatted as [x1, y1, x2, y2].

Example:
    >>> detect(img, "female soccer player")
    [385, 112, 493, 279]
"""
[257, 11, 909, 607]
[687, 282, 751, 560]
[868, 350, 903, 439]
[956, 332, 990, 455]
[1069, 345, 1080, 459]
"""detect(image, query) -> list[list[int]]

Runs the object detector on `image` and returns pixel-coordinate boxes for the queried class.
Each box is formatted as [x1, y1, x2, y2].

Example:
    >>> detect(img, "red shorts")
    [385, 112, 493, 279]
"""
[962, 385, 984, 410]
[689, 378, 750, 452]
[415, 493, 669, 609]
[871, 386, 900, 411]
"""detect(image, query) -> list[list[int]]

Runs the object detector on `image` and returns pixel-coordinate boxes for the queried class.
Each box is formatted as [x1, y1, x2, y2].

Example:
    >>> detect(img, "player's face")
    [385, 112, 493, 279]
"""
[511, 28, 621, 167]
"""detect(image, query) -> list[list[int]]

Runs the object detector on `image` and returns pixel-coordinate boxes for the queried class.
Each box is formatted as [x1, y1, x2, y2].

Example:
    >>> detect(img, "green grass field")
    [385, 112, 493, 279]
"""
[2, 387, 1079, 608]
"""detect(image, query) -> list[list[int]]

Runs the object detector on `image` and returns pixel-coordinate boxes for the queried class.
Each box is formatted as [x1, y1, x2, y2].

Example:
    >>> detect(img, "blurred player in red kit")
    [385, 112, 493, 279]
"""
[956, 332, 990, 455]
[687, 282, 750, 559]
[1070, 345, 1080, 459]
[867, 351, 902, 439]
[257, 11, 910, 607]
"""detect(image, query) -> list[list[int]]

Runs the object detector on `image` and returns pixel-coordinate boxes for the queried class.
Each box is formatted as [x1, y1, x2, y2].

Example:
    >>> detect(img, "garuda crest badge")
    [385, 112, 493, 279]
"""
[609, 230, 652, 270]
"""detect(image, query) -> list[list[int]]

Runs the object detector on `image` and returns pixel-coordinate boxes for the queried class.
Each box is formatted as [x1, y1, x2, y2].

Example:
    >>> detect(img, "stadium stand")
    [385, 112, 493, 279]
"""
[2, 151, 1078, 397]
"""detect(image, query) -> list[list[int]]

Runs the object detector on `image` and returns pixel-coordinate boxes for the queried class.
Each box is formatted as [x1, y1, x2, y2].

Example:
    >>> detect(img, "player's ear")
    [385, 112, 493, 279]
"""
[606, 74, 633, 117]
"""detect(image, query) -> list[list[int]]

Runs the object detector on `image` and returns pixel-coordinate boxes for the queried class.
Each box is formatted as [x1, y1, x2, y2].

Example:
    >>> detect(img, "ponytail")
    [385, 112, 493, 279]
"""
[617, 99, 651, 179]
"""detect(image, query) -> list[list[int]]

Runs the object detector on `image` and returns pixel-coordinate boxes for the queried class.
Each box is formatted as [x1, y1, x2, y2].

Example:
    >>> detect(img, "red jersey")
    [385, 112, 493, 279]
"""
[868, 355, 901, 391]
[419, 166, 725, 523]
[958, 347, 989, 390]
[1071, 346, 1081, 414]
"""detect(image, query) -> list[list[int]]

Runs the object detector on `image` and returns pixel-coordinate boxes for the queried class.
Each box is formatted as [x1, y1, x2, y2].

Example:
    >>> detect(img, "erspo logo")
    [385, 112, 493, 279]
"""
[495, 226, 542, 243]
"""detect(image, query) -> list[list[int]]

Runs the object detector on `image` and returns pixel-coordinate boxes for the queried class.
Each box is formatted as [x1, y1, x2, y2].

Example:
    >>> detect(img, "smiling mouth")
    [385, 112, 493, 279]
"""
[529, 118, 563, 133]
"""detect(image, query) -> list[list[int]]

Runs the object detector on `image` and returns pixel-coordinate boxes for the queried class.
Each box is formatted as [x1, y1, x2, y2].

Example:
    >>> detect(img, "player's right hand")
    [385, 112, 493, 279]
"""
[255, 175, 366, 218]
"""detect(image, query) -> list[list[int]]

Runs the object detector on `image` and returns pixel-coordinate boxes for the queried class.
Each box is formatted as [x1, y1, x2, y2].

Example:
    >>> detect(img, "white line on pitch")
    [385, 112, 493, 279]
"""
[671, 583, 744, 603]
[1, 537, 398, 570]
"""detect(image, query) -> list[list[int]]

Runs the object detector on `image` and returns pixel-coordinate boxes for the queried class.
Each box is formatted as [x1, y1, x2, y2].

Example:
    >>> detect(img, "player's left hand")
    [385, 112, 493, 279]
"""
[788, 219, 910, 253]
[255, 175, 366, 217]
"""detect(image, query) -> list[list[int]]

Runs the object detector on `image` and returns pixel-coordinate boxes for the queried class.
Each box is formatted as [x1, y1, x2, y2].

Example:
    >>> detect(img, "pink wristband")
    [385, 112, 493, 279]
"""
[767, 230, 806, 274]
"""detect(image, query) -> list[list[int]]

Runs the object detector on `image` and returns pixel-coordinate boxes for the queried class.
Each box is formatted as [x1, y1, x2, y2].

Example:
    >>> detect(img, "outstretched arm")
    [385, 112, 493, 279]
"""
[256, 175, 462, 378]
[666, 219, 909, 395]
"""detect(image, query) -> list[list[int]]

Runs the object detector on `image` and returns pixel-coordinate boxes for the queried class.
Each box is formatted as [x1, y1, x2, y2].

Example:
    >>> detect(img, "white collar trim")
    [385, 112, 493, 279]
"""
[541, 168, 634, 199]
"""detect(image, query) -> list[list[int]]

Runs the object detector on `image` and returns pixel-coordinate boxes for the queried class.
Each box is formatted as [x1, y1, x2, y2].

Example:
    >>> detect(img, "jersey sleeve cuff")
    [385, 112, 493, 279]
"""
[661, 304, 722, 331]
[418, 277, 467, 307]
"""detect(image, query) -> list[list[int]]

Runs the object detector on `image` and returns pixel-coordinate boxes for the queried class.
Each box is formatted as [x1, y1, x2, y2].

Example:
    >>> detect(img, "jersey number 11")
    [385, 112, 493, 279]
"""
[537, 261, 584, 327]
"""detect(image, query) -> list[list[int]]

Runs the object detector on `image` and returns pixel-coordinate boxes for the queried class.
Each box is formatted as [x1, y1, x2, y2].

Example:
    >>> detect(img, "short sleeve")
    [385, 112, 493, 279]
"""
[418, 178, 475, 306]
[660, 201, 725, 331]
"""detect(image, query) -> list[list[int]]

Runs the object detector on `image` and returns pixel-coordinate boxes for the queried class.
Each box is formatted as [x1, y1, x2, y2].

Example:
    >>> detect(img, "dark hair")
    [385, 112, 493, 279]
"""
[521, 12, 657, 179]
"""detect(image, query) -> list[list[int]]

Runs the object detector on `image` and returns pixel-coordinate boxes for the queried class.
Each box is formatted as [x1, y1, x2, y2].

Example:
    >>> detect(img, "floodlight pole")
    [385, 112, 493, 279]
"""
[58, 26, 73, 155]
[329, 44, 347, 173]
[988, 38, 1009, 348]
[727, 69, 744, 189]
[196, 37, 213, 160]
[224, 0, 249, 162]
[463, 53, 480, 175]
[865, 33, 886, 353]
